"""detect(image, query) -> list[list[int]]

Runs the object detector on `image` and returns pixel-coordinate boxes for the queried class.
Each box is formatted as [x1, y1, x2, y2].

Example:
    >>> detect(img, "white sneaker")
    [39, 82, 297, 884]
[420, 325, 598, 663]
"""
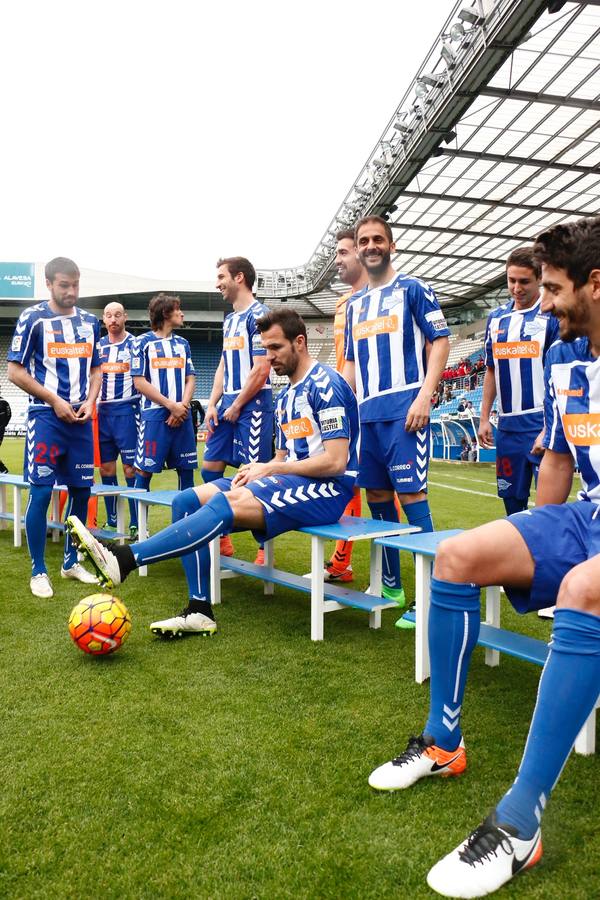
[150, 607, 217, 638]
[61, 563, 99, 584]
[538, 606, 555, 619]
[30, 573, 53, 598]
[426, 813, 542, 898]
[369, 733, 466, 791]
[65, 515, 124, 587]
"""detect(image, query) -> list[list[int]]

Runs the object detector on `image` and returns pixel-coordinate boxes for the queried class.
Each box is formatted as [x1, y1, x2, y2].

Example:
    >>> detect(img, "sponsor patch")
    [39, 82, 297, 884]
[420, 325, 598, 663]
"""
[562, 413, 600, 445]
[492, 341, 540, 359]
[282, 417, 314, 439]
[318, 406, 345, 434]
[223, 336, 245, 351]
[425, 309, 445, 323]
[353, 315, 398, 341]
[11, 335, 22, 352]
[101, 362, 130, 374]
[48, 342, 92, 358]
[151, 357, 184, 369]
[557, 387, 584, 397]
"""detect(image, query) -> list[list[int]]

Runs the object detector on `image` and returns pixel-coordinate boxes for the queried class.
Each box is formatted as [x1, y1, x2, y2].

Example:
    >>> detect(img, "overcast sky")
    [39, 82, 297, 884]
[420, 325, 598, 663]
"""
[1, 0, 456, 282]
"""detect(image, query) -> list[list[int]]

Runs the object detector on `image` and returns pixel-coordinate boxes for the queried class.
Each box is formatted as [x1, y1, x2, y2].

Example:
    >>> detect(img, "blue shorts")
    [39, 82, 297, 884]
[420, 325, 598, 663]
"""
[135, 413, 197, 473]
[495, 428, 540, 499]
[506, 501, 600, 613]
[358, 419, 429, 493]
[25, 407, 94, 487]
[204, 402, 274, 468]
[98, 403, 140, 466]
[211, 473, 354, 542]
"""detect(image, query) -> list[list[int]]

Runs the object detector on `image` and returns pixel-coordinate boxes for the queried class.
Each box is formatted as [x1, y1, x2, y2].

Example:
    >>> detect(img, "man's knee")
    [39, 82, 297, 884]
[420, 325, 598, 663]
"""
[194, 483, 220, 505]
[123, 463, 135, 479]
[398, 490, 426, 506]
[557, 568, 600, 614]
[202, 459, 226, 473]
[434, 535, 475, 582]
[366, 488, 394, 504]
[99, 461, 116, 477]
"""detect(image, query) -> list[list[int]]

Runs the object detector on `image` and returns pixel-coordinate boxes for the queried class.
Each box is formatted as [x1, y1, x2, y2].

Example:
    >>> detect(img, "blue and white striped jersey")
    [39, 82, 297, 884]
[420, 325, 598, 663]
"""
[222, 300, 271, 396]
[344, 273, 450, 421]
[484, 298, 559, 431]
[131, 331, 194, 413]
[544, 337, 600, 503]
[98, 333, 139, 407]
[275, 363, 358, 478]
[7, 301, 100, 407]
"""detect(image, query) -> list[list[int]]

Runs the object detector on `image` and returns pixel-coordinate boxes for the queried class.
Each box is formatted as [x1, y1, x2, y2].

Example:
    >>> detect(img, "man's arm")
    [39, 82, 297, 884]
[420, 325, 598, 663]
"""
[232, 438, 349, 486]
[166, 374, 196, 427]
[535, 448, 574, 506]
[75, 367, 102, 422]
[7, 360, 79, 423]
[222, 357, 271, 424]
[205, 358, 225, 433]
[478, 367, 497, 448]
[341, 360, 356, 393]
[133, 376, 188, 421]
[405, 336, 449, 432]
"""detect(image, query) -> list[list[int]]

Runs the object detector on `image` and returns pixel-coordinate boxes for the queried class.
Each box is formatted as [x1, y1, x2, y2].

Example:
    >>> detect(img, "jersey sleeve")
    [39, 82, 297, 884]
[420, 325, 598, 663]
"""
[310, 369, 352, 442]
[7, 309, 37, 366]
[406, 281, 450, 341]
[249, 306, 268, 362]
[544, 314, 561, 352]
[275, 395, 286, 452]
[343, 299, 355, 363]
[130, 336, 147, 379]
[183, 339, 195, 376]
[542, 348, 569, 453]
[484, 314, 494, 367]
[91, 317, 101, 367]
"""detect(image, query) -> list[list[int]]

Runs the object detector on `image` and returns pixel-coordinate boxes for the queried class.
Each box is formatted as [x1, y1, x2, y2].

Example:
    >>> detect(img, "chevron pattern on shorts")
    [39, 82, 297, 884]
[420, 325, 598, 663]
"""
[26, 418, 36, 476]
[268, 480, 340, 508]
[248, 411, 263, 462]
[416, 429, 428, 485]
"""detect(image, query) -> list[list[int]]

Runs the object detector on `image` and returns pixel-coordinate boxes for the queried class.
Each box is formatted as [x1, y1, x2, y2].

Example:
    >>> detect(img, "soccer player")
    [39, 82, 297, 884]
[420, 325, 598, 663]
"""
[97, 302, 140, 538]
[342, 216, 450, 612]
[66, 309, 359, 638]
[478, 247, 560, 514]
[7, 257, 101, 597]
[368, 217, 600, 897]
[322, 229, 367, 583]
[204, 257, 273, 563]
[131, 293, 198, 494]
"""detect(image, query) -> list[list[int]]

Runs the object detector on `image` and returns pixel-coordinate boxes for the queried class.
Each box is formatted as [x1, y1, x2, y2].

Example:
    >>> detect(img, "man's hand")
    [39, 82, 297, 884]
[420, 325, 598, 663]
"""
[205, 403, 219, 433]
[232, 462, 274, 487]
[165, 414, 183, 428]
[531, 428, 546, 456]
[52, 396, 79, 423]
[222, 404, 241, 424]
[73, 399, 95, 423]
[405, 392, 431, 432]
[478, 419, 495, 448]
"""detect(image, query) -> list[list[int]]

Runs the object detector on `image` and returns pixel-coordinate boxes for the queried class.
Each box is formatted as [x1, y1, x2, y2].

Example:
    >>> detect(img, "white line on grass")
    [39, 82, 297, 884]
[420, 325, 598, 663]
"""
[428, 480, 502, 500]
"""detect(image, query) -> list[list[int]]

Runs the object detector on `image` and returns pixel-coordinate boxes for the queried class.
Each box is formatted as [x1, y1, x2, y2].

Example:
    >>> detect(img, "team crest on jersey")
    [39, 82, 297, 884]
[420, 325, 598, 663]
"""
[173, 343, 186, 355]
[77, 324, 94, 339]
[523, 321, 544, 337]
[37, 465, 53, 478]
[117, 350, 130, 361]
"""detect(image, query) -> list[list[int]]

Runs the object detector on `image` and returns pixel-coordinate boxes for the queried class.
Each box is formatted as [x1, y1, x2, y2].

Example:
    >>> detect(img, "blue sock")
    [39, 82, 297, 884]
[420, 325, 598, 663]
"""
[177, 468, 194, 491]
[25, 485, 52, 576]
[495, 608, 600, 838]
[424, 577, 481, 750]
[368, 500, 401, 590]
[504, 497, 528, 515]
[403, 498, 434, 533]
[63, 487, 91, 569]
[125, 476, 138, 527]
[132, 491, 234, 567]
[172, 490, 211, 603]
[101, 474, 119, 526]
[134, 473, 152, 491]
[201, 467, 224, 484]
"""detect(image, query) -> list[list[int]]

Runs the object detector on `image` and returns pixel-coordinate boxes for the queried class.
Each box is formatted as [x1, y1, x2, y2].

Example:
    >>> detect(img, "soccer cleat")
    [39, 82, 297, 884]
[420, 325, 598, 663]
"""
[395, 613, 416, 630]
[368, 733, 466, 791]
[128, 525, 138, 541]
[65, 515, 135, 587]
[30, 573, 53, 598]
[426, 812, 542, 898]
[254, 548, 266, 566]
[61, 563, 99, 585]
[324, 562, 353, 583]
[150, 607, 217, 638]
[220, 535, 235, 557]
[365, 585, 406, 607]
[100, 523, 118, 534]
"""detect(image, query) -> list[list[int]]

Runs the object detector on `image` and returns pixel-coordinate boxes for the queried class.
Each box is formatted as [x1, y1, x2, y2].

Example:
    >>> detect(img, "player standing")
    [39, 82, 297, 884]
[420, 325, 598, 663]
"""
[131, 293, 197, 494]
[342, 216, 450, 612]
[7, 257, 101, 597]
[66, 309, 359, 638]
[97, 302, 140, 538]
[478, 247, 560, 514]
[203, 257, 273, 563]
[369, 217, 600, 897]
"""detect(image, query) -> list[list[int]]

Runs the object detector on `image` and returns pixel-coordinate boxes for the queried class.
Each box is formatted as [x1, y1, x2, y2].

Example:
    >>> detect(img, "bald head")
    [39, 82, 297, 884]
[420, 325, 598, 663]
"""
[103, 302, 128, 341]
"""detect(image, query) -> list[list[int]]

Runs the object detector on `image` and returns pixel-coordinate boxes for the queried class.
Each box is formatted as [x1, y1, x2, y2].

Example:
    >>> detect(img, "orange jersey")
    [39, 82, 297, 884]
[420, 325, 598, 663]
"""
[333, 291, 352, 373]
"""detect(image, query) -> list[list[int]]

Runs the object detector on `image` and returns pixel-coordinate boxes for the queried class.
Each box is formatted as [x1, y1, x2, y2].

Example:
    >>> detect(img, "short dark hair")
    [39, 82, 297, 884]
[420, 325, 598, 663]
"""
[149, 293, 181, 330]
[354, 215, 393, 243]
[506, 246, 541, 279]
[255, 308, 307, 343]
[216, 256, 256, 290]
[336, 228, 355, 243]
[45, 257, 80, 281]
[533, 217, 600, 289]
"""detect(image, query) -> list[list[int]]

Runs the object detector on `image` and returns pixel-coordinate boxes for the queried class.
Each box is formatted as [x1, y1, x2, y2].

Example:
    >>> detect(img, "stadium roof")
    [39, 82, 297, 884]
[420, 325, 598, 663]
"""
[256, 0, 600, 322]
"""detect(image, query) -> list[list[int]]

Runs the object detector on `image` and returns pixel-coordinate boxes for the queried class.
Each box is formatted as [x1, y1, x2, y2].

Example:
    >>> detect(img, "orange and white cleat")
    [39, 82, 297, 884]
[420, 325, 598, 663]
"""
[254, 548, 266, 566]
[369, 733, 466, 791]
[220, 535, 235, 557]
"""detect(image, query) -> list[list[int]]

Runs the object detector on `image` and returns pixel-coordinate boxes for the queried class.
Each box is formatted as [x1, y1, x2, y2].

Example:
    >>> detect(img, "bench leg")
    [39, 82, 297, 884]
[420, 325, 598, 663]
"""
[415, 553, 431, 684]
[137, 502, 148, 576]
[116, 496, 126, 545]
[310, 534, 325, 641]
[368, 543, 382, 630]
[51, 491, 61, 542]
[574, 695, 599, 756]
[210, 538, 221, 605]
[485, 586, 501, 668]
[0, 483, 6, 533]
[14, 486, 23, 548]
[263, 540, 274, 596]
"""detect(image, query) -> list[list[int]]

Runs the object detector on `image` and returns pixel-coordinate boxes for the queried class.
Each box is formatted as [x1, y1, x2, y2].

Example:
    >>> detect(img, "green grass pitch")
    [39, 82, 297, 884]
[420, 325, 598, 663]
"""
[0, 437, 597, 899]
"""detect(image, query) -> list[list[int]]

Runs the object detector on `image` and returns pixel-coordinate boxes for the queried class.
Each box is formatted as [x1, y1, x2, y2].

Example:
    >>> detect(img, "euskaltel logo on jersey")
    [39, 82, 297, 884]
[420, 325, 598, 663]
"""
[48, 342, 92, 358]
[562, 413, 600, 444]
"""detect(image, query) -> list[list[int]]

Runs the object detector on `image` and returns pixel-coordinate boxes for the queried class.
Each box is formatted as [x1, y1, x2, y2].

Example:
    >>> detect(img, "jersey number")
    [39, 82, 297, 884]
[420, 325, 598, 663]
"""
[35, 443, 60, 465]
[145, 440, 157, 458]
[496, 456, 513, 478]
